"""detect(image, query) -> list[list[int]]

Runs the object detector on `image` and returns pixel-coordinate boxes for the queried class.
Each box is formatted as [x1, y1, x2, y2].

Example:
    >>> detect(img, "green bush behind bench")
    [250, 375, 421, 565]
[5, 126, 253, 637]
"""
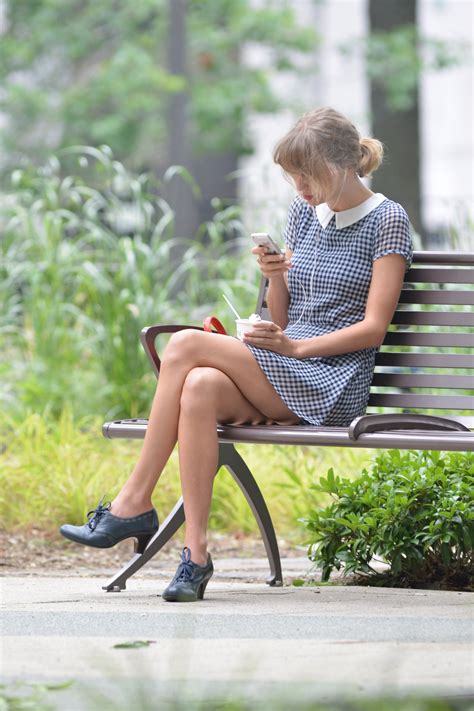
[304, 450, 474, 590]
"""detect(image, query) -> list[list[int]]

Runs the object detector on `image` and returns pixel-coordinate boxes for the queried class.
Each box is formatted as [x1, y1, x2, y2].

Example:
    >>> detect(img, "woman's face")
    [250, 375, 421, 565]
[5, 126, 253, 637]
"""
[290, 172, 333, 206]
[292, 173, 318, 204]
[290, 169, 345, 207]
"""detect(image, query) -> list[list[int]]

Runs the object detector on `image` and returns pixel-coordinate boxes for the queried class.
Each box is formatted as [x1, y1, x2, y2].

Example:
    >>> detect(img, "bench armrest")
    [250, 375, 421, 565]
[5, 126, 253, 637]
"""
[349, 413, 470, 440]
[140, 324, 205, 378]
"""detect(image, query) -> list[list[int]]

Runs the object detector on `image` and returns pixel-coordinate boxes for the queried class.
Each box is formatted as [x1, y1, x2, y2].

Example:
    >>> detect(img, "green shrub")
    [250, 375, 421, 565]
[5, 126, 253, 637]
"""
[1, 148, 259, 421]
[304, 450, 474, 590]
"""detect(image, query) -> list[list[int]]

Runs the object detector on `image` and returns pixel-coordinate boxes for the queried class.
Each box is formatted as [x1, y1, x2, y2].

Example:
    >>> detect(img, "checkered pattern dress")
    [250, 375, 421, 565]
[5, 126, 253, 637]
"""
[246, 195, 413, 426]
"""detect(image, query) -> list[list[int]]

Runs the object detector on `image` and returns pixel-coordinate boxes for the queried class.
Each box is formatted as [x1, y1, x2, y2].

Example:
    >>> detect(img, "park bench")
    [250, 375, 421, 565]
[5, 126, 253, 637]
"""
[102, 251, 474, 592]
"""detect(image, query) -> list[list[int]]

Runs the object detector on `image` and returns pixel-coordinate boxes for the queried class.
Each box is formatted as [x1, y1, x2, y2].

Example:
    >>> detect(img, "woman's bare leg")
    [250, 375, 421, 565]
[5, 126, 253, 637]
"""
[110, 354, 186, 516]
[177, 366, 291, 565]
[111, 330, 299, 519]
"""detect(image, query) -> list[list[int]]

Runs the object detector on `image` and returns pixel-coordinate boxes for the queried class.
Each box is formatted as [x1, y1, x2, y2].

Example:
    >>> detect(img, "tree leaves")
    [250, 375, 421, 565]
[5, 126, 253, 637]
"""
[0, 0, 318, 168]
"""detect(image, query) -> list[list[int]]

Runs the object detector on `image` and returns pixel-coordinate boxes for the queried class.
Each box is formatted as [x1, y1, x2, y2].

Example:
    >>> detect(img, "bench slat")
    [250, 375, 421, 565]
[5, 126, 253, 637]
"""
[411, 252, 474, 266]
[398, 289, 474, 305]
[368, 393, 474, 409]
[383, 331, 473, 347]
[405, 268, 474, 284]
[391, 311, 474, 326]
[371, 373, 473, 388]
[375, 352, 474, 368]
[383, 331, 473, 348]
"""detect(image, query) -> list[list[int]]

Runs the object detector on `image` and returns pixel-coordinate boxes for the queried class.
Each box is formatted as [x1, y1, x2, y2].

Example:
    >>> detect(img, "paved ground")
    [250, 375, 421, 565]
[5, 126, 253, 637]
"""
[1, 555, 473, 709]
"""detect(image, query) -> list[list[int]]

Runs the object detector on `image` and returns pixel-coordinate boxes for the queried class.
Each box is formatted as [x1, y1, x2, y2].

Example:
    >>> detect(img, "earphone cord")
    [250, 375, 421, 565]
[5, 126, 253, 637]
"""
[290, 261, 317, 329]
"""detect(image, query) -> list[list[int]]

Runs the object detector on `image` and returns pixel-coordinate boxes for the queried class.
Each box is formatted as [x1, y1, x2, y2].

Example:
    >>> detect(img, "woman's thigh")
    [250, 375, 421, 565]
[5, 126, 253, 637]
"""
[181, 366, 287, 425]
[163, 330, 299, 423]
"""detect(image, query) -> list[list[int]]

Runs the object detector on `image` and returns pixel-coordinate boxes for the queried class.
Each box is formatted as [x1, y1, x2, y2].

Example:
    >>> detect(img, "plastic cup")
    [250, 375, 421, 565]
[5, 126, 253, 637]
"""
[235, 319, 254, 341]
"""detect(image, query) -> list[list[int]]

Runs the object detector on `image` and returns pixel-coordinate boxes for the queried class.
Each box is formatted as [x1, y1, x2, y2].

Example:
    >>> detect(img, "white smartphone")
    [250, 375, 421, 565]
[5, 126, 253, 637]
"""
[251, 232, 282, 255]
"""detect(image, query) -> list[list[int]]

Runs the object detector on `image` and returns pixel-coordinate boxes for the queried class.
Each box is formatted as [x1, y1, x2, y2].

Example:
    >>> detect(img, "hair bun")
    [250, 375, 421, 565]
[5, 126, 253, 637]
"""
[358, 137, 384, 177]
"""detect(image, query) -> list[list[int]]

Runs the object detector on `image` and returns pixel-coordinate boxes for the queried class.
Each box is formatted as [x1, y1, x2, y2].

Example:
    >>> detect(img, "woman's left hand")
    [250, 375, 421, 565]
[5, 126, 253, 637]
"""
[242, 320, 299, 358]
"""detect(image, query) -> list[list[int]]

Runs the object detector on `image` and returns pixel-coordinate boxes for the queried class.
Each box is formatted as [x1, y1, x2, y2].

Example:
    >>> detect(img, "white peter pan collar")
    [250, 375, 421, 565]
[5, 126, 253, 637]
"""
[315, 193, 387, 229]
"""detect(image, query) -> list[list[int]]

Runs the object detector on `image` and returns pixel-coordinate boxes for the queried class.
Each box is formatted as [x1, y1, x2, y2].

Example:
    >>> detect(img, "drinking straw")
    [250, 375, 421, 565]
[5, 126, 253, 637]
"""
[222, 293, 242, 320]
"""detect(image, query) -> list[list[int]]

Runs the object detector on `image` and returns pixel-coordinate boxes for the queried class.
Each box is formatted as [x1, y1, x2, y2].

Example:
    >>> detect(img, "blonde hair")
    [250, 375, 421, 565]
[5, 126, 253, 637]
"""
[273, 107, 383, 191]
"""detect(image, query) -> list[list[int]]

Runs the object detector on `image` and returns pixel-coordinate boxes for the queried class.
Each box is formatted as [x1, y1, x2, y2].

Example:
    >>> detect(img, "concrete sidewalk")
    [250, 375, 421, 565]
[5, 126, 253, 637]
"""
[1, 556, 473, 709]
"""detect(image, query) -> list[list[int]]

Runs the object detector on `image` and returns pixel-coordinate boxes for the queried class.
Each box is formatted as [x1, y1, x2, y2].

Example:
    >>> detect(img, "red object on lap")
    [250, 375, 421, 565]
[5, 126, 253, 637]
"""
[203, 316, 227, 335]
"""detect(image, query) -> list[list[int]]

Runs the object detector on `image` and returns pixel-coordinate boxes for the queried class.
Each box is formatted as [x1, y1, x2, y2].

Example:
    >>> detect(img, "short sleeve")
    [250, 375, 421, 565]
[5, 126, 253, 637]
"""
[283, 196, 305, 251]
[373, 202, 413, 271]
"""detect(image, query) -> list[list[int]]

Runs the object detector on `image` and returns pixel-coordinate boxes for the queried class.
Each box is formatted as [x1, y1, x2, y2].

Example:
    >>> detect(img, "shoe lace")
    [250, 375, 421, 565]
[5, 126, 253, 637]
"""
[176, 547, 195, 583]
[87, 497, 111, 531]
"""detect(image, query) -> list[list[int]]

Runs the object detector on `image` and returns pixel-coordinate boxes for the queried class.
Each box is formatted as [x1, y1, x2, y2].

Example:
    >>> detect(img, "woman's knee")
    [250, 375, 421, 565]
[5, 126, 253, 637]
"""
[161, 329, 203, 368]
[180, 367, 223, 416]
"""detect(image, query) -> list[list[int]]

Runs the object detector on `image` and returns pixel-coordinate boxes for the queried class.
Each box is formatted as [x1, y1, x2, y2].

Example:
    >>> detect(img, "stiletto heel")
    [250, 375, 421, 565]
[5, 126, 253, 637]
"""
[161, 547, 214, 602]
[134, 533, 153, 554]
[198, 579, 209, 600]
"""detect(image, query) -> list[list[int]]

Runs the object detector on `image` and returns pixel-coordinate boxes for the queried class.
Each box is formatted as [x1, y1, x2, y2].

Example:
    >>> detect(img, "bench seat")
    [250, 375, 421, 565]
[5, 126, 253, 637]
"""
[103, 417, 473, 452]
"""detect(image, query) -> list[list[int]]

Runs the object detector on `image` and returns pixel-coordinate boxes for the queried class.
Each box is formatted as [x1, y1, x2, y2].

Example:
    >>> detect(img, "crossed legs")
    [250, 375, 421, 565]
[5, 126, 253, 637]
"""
[110, 329, 299, 565]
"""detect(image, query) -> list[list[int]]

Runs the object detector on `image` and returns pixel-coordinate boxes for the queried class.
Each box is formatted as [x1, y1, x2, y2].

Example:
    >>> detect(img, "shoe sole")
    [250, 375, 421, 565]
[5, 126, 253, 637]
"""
[60, 530, 156, 554]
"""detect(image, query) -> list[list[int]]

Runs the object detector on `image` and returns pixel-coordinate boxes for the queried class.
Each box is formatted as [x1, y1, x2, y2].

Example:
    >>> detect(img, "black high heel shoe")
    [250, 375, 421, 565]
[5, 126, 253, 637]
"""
[161, 547, 214, 602]
[59, 498, 159, 553]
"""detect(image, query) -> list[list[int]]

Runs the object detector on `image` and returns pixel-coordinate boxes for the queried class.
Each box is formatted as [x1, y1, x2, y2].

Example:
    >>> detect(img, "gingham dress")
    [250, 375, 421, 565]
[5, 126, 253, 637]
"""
[245, 194, 413, 426]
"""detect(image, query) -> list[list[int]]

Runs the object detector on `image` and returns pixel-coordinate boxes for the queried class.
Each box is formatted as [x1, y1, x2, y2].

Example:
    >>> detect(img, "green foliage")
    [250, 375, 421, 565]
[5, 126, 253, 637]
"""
[188, 0, 317, 154]
[0, 148, 258, 419]
[0, 411, 372, 536]
[0, 680, 74, 711]
[0, 0, 317, 169]
[304, 450, 474, 590]
[341, 25, 469, 111]
[0, 680, 470, 711]
[113, 640, 156, 649]
[272, 445, 374, 524]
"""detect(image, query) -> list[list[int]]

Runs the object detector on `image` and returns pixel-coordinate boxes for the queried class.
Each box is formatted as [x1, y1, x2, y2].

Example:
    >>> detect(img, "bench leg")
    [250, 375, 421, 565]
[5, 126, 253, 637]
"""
[102, 498, 185, 591]
[218, 443, 283, 587]
[102, 442, 282, 591]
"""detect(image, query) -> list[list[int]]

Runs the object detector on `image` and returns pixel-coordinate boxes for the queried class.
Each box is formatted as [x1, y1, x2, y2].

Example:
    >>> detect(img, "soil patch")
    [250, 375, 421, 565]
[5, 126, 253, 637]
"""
[0, 528, 305, 577]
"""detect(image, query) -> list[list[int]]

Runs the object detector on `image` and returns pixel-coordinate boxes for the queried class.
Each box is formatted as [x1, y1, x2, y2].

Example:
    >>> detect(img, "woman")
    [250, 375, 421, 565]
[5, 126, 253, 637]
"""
[60, 107, 413, 601]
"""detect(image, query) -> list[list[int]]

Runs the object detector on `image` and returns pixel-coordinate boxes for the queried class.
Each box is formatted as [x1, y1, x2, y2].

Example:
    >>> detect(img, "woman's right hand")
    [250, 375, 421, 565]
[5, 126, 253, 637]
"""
[251, 246, 292, 280]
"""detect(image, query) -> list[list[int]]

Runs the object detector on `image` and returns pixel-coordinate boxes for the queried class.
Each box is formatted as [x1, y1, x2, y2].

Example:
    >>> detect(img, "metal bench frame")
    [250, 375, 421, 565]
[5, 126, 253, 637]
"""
[102, 251, 474, 591]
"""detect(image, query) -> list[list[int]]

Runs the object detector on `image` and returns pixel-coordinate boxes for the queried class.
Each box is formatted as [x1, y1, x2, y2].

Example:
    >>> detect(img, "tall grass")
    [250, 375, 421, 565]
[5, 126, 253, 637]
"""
[1, 148, 259, 420]
[0, 411, 374, 536]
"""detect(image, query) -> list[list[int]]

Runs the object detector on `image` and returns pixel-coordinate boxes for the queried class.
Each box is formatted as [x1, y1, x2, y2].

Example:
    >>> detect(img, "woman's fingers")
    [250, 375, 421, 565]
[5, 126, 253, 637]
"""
[251, 246, 291, 277]
[246, 332, 275, 342]
[241, 320, 297, 358]
[261, 258, 291, 278]
[244, 321, 279, 340]
[249, 320, 277, 330]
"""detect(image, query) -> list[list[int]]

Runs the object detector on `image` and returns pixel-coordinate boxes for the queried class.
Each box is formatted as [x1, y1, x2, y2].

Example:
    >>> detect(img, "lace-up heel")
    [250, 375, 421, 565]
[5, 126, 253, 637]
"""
[198, 578, 210, 600]
[59, 497, 159, 550]
[161, 547, 214, 602]
[134, 533, 154, 554]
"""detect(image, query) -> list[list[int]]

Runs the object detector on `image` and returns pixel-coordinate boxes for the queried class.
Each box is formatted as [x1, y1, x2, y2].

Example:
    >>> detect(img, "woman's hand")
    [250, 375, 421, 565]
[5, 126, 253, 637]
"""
[251, 246, 292, 280]
[243, 320, 300, 358]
